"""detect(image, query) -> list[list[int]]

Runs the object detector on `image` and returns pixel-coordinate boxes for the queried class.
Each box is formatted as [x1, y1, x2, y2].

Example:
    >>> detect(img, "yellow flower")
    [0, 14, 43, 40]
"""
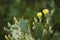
[43, 9, 49, 15]
[37, 12, 42, 18]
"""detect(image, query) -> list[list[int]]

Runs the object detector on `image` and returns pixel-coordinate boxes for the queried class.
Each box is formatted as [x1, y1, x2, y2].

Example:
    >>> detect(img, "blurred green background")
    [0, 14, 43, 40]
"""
[0, 0, 60, 40]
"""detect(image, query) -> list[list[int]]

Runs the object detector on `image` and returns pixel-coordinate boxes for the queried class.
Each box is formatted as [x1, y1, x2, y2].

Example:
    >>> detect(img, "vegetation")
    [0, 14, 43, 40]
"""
[0, 0, 60, 40]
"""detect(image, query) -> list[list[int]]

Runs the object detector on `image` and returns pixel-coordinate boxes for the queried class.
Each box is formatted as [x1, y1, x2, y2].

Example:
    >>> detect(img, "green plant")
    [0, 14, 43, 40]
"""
[4, 17, 35, 40]
[4, 9, 60, 40]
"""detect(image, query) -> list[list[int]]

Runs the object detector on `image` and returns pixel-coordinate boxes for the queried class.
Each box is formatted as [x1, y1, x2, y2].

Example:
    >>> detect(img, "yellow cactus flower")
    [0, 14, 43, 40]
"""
[37, 12, 42, 18]
[43, 9, 49, 15]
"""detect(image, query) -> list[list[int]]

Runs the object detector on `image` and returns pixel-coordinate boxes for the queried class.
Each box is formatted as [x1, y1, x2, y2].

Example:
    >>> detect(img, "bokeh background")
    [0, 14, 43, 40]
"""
[0, 0, 60, 40]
